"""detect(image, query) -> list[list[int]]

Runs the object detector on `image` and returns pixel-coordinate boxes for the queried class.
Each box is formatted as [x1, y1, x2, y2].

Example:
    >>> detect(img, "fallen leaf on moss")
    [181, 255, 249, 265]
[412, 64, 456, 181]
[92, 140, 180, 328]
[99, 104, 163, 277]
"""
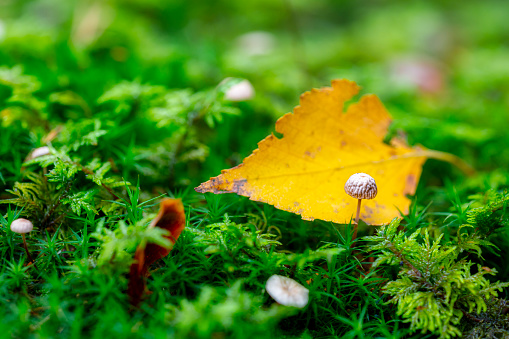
[196, 79, 473, 225]
[128, 198, 186, 306]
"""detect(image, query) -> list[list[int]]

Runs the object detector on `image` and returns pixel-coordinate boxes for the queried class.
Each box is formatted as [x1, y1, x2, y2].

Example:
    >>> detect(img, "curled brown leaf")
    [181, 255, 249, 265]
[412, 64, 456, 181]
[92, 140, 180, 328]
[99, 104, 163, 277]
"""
[128, 198, 186, 306]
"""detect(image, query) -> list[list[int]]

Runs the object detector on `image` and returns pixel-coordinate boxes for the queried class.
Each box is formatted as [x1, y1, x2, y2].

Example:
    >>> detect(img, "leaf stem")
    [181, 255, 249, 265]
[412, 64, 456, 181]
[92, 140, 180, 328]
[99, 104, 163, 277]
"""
[422, 149, 476, 176]
[74, 161, 120, 200]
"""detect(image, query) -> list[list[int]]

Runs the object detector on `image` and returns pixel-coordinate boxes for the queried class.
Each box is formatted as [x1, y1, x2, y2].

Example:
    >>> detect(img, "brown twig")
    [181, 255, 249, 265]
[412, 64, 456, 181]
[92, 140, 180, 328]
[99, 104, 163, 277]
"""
[386, 243, 422, 278]
[40, 180, 73, 228]
[460, 309, 484, 323]
[75, 162, 120, 200]
[169, 100, 211, 186]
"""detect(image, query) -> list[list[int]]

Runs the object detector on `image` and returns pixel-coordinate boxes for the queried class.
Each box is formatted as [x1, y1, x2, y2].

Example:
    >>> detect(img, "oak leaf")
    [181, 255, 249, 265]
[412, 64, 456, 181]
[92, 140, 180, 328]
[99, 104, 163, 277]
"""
[196, 80, 472, 225]
[128, 198, 186, 306]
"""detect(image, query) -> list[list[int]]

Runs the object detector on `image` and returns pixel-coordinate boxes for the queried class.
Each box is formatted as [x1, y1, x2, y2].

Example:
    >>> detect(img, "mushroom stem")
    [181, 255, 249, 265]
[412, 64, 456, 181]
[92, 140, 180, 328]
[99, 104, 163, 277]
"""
[352, 198, 362, 243]
[21, 234, 37, 270]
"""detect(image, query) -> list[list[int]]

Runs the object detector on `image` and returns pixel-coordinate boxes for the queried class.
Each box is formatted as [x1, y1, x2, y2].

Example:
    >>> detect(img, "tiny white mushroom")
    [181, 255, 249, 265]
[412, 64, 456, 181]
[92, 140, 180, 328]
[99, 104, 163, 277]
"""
[30, 146, 50, 159]
[265, 275, 309, 308]
[344, 173, 378, 242]
[224, 79, 255, 101]
[25, 146, 50, 162]
[10, 218, 37, 269]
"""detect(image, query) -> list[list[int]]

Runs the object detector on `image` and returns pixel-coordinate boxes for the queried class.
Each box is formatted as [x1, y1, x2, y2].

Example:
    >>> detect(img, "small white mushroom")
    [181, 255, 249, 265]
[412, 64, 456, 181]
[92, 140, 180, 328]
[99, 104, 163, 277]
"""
[224, 79, 255, 101]
[10, 218, 37, 269]
[265, 275, 309, 308]
[25, 146, 50, 162]
[344, 173, 378, 242]
[344, 173, 377, 201]
[31, 146, 50, 159]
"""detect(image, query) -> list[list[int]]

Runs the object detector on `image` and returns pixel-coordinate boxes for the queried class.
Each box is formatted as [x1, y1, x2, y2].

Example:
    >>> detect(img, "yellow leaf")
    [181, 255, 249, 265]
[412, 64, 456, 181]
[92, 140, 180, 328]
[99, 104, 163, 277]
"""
[196, 79, 473, 225]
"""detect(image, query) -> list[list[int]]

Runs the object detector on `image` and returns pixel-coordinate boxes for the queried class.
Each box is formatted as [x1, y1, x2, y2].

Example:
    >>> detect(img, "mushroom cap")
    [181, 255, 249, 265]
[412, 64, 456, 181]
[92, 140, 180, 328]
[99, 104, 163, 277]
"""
[25, 146, 50, 162]
[344, 173, 377, 200]
[30, 146, 50, 159]
[10, 218, 34, 234]
[224, 79, 255, 101]
[265, 275, 309, 308]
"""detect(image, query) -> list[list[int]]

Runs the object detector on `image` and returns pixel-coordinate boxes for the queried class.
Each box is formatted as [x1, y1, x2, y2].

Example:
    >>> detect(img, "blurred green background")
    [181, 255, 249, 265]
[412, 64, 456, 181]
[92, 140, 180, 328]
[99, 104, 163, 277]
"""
[1, 0, 509, 188]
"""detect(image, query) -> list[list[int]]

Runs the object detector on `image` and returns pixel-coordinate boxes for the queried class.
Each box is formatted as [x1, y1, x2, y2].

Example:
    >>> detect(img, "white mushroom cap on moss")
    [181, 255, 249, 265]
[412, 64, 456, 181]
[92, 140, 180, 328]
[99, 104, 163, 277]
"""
[10, 218, 34, 234]
[30, 146, 50, 159]
[265, 275, 309, 308]
[224, 79, 255, 101]
[344, 173, 377, 200]
[25, 146, 50, 162]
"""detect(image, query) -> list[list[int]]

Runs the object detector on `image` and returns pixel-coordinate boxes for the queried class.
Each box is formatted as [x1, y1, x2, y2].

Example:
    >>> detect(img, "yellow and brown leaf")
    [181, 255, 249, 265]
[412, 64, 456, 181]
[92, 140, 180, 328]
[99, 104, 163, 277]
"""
[196, 80, 472, 225]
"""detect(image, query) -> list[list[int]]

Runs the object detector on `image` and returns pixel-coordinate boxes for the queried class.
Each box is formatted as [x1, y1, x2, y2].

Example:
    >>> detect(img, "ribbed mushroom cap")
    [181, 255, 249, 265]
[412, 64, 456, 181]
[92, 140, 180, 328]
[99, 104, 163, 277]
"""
[265, 275, 309, 308]
[344, 173, 377, 200]
[10, 218, 34, 234]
